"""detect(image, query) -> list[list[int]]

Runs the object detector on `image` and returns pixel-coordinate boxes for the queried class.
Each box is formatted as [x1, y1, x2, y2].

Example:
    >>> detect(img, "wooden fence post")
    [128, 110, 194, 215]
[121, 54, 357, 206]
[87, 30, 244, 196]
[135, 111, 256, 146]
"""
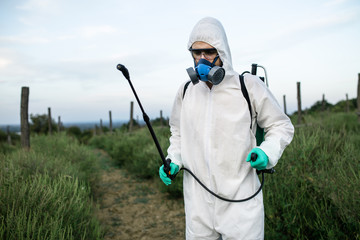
[58, 116, 61, 132]
[346, 93, 349, 112]
[297, 82, 302, 125]
[94, 125, 98, 136]
[109, 110, 113, 133]
[21, 87, 30, 149]
[7, 126, 12, 145]
[322, 94, 325, 111]
[160, 110, 163, 126]
[129, 101, 134, 132]
[283, 95, 287, 115]
[357, 73, 360, 123]
[48, 107, 52, 135]
[99, 119, 103, 135]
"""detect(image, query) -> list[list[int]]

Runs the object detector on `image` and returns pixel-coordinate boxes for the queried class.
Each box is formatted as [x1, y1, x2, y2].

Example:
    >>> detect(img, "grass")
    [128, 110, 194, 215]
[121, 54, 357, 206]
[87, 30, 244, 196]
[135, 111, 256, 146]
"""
[264, 112, 360, 239]
[89, 112, 360, 239]
[88, 127, 170, 179]
[0, 133, 104, 240]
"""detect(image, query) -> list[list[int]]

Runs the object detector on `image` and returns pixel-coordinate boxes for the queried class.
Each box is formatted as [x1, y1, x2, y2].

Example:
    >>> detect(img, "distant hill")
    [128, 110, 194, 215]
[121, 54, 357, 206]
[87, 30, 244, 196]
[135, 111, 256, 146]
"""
[0, 120, 131, 133]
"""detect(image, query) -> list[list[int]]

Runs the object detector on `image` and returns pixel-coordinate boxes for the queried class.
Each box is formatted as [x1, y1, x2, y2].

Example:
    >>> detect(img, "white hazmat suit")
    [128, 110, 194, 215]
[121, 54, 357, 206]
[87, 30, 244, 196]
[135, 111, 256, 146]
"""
[166, 17, 294, 240]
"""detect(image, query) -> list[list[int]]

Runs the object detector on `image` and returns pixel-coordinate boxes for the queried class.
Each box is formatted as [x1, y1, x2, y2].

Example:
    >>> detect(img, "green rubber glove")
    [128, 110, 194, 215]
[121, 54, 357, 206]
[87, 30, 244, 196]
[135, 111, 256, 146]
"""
[159, 162, 179, 186]
[246, 148, 269, 171]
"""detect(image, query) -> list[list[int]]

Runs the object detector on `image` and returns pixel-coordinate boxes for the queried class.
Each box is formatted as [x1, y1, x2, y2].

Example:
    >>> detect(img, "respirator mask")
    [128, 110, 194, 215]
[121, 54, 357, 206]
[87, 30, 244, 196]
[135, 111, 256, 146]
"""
[186, 48, 226, 85]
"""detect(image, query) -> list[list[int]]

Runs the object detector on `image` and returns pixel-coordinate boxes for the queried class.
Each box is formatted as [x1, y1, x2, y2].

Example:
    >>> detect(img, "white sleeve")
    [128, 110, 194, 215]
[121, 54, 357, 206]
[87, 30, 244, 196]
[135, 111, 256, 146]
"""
[246, 75, 295, 169]
[165, 83, 186, 168]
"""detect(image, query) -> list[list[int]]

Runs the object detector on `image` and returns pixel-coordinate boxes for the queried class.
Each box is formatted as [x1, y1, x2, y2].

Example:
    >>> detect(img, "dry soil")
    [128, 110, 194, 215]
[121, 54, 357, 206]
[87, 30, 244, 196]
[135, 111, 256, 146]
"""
[94, 165, 186, 240]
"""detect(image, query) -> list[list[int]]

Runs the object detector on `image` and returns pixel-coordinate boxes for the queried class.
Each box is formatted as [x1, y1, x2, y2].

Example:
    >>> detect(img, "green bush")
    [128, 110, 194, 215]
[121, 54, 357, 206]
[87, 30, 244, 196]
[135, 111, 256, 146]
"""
[0, 133, 103, 239]
[79, 129, 93, 144]
[0, 129, 20, 154]
[66, 126, 82, 139]
[0, 142, 17, 155]
[30, 114, 58, 134]
[0, 129, 7, 142]
[28, 133, 101, 186]
[89, 127, 170, 179]
[264, 113, 360, 239]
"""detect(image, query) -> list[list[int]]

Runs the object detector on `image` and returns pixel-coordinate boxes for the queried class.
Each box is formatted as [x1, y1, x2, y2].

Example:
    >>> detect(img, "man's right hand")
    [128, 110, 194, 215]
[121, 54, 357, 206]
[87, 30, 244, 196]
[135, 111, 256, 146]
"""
[159, 162, 179, 185]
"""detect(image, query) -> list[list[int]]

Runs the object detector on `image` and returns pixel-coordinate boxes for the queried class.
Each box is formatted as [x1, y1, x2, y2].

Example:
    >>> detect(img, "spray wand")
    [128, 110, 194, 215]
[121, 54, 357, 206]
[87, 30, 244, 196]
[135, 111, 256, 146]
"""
[117, 64, 174, 179]
[117, 63, 272, 202]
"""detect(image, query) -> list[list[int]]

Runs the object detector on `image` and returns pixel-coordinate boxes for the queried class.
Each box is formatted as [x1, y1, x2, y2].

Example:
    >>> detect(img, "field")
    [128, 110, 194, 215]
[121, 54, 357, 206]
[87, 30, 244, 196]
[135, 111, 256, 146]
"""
[1, 111, 359, 239]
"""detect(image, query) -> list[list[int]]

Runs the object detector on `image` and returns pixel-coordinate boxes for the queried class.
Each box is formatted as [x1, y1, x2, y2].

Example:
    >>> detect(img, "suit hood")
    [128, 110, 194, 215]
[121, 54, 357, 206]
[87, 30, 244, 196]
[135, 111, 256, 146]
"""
[187, 17, 233, 72]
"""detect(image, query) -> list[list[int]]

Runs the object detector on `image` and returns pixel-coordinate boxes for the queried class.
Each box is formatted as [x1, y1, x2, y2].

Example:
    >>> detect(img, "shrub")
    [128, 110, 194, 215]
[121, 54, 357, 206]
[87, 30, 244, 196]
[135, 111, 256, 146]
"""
[89, 127, 171, 179]
[0, 133, 103, 239]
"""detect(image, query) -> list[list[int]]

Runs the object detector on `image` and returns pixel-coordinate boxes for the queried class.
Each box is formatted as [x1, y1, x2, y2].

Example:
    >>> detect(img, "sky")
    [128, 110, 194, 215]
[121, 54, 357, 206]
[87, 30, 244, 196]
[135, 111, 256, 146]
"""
[1, 0, 359, 125]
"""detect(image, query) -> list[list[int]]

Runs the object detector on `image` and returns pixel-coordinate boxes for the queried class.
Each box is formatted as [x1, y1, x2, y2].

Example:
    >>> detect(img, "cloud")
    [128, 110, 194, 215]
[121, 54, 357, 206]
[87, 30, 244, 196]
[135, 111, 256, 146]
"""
[271, 9, 356, 42]
[308, 9, 357, 28]
[0, 58, 12, 70]
[324, 0, 349, 7]
[0, 35, 49, 44]
[80, 25, 118, 38]
[56, 35, 76, 41]
[53, 25, 119, 42]
[16, 0, 60, 13]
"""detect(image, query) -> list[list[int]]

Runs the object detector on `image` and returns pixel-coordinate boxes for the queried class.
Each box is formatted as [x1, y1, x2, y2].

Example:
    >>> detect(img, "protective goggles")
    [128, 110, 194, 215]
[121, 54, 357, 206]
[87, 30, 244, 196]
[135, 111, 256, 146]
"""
[189, 47, 218, 60]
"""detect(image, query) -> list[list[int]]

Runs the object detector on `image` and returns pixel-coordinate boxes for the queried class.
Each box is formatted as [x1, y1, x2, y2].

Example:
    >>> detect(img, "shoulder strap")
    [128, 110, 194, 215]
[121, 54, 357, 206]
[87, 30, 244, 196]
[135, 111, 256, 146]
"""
[182, 81, 191, 99]
[239, 75, 253, 129]
[240, 74, 266, 146]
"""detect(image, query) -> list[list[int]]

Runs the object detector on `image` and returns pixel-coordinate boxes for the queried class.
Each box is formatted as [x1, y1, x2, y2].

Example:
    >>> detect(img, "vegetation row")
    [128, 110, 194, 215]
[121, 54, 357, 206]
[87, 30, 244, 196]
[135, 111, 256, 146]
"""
[0, 134, 104, 239]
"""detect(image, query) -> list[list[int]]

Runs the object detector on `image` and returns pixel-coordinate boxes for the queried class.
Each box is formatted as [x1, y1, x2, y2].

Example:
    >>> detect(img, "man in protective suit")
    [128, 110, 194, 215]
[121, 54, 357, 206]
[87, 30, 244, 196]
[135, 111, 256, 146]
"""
[159, 17, 294, 240]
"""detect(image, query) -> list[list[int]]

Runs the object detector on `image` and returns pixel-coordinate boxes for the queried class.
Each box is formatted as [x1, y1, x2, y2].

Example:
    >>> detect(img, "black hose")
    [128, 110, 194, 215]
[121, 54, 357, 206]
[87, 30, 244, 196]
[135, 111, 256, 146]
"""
[118, 64, 267, 203]
[180, 167, 265, 202]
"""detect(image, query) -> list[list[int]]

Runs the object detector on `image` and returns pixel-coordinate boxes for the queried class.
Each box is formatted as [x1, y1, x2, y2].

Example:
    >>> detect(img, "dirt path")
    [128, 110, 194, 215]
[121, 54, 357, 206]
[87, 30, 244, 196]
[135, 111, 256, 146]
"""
[94, 164, 186, 240]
